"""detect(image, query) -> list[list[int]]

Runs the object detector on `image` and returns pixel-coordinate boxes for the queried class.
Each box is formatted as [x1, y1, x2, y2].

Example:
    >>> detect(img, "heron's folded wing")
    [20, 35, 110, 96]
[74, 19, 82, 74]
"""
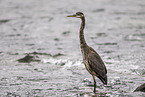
[87, 47, 107, 84]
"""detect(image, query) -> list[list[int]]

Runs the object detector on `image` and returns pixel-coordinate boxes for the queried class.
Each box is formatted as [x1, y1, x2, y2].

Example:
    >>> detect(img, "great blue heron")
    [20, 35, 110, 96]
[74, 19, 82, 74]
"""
[67, 12, 107, 93]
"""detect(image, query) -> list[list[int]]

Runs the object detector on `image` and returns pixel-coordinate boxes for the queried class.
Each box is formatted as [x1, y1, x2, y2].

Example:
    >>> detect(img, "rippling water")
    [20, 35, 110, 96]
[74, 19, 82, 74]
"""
[0, 0, 145, 96]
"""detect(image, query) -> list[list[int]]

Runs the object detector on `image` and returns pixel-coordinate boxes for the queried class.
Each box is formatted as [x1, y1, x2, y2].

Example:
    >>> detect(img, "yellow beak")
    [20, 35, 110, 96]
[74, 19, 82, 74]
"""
[67, 14, 77, 17]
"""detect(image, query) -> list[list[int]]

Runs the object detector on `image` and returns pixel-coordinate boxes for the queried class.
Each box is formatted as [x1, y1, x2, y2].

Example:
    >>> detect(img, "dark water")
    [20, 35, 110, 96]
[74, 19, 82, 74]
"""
[0, 0, 145, 96]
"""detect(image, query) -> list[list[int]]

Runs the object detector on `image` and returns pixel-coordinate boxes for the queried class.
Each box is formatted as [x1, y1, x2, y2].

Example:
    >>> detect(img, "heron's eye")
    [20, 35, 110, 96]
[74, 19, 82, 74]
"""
[76, 12, 84, 16]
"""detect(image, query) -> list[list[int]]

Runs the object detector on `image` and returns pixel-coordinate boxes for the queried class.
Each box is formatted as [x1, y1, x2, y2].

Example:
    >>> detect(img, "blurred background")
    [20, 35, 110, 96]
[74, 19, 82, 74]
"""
[0, 0, 145, 96]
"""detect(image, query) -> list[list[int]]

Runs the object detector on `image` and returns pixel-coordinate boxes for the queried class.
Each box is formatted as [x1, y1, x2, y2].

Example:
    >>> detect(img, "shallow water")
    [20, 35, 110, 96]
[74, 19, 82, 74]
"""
[0, 0, 145, 96]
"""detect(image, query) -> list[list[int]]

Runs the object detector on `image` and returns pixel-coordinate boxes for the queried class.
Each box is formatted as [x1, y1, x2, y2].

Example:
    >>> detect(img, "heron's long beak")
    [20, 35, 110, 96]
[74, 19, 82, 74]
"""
[67, 14, 77, 17]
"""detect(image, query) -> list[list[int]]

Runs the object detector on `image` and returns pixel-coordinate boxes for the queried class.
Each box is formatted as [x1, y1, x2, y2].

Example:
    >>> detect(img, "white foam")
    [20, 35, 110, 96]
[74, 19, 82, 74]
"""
[42, 58, 84, 69]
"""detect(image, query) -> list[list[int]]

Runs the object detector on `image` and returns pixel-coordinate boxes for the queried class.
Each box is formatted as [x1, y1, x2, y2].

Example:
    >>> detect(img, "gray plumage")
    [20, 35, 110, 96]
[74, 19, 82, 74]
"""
[67, 12, 107, 93]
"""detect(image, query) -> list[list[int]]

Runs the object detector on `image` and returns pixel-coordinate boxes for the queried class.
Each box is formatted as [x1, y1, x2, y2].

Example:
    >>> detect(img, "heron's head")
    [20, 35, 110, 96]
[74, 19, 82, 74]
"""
[67, 12, 84, 18]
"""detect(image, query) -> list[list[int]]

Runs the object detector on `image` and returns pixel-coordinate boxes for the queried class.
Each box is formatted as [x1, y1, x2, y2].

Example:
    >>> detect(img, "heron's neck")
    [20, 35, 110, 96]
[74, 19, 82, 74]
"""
[79, 17, 87, 48]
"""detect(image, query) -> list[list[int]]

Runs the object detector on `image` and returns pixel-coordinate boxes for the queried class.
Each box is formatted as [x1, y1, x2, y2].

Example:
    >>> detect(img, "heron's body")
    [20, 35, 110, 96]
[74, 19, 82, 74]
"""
[67, 12, 107, 93]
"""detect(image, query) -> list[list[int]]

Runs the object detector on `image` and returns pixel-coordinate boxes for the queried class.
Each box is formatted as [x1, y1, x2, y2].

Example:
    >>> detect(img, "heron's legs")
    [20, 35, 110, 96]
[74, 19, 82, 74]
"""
[92, 75, 96, 93]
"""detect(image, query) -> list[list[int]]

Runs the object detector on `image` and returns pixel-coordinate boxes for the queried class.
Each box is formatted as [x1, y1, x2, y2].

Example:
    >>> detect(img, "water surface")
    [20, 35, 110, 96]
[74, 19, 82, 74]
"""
[0, 0, 145, 96]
